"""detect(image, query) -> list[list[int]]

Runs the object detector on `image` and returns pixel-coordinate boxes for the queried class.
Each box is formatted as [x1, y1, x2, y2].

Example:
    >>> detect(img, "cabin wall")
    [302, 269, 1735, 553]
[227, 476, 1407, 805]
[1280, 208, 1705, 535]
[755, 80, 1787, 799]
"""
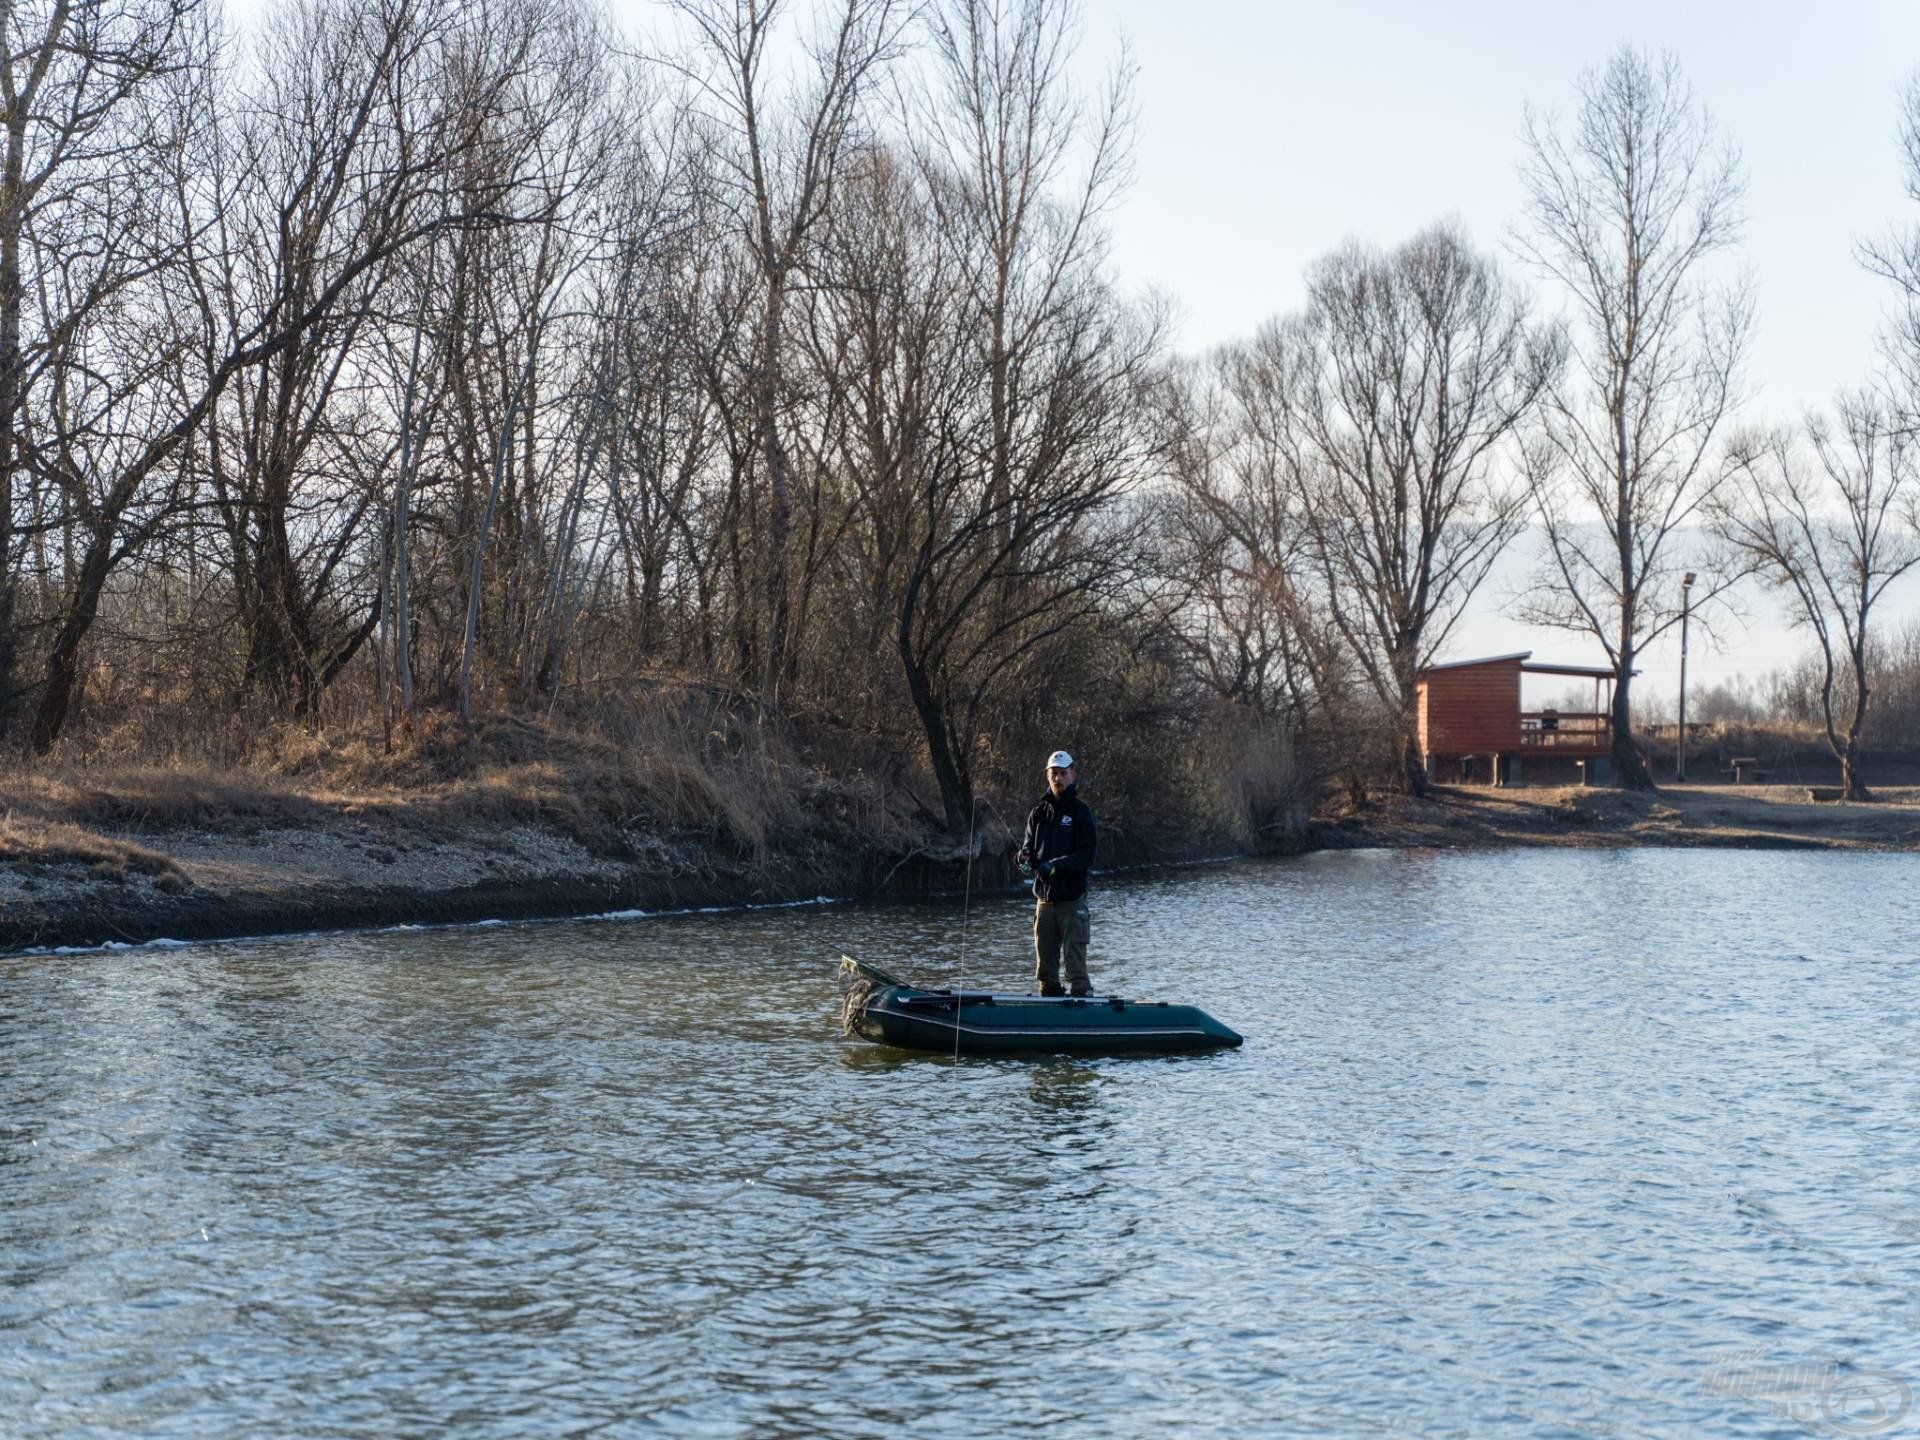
[1417, 662, 1523, 756]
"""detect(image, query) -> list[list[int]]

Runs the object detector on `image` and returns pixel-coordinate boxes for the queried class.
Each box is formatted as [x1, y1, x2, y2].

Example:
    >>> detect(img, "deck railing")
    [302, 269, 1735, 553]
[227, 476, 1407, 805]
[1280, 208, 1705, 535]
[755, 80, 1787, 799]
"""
[1518, 711, 1611, 750]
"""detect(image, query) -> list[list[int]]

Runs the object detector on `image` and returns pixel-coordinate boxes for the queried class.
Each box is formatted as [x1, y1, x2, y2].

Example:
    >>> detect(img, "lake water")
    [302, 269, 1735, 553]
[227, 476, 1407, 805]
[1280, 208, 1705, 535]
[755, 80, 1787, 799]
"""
[4, 849, 1920, 1438]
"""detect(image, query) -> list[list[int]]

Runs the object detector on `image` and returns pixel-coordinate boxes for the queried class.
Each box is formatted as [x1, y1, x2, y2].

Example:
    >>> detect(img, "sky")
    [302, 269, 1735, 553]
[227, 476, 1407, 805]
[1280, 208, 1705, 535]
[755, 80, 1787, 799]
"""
[1071, 0, 1920, 705]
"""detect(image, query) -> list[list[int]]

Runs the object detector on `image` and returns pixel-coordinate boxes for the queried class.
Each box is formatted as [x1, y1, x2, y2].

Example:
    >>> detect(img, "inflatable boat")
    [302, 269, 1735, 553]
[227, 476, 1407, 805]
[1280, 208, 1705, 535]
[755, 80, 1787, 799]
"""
[838, 955, 1243, 1056]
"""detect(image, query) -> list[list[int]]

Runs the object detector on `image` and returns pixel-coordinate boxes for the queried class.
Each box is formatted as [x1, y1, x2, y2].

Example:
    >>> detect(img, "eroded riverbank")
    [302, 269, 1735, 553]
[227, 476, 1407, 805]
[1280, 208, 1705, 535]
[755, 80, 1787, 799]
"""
[4, 779, 1918, 953]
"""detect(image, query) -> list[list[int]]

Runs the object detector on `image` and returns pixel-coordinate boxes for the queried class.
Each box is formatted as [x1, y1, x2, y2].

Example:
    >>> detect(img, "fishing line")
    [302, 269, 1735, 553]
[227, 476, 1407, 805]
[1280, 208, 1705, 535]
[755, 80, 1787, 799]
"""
[954, 795, 980, 1062]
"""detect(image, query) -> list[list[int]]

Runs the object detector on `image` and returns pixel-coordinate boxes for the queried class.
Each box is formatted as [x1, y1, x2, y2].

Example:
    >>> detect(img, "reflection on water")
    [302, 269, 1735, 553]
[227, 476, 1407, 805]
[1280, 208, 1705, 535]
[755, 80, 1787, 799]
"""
[4, 849, 1920, 1436]
[1026, 1061, 1105, 1117]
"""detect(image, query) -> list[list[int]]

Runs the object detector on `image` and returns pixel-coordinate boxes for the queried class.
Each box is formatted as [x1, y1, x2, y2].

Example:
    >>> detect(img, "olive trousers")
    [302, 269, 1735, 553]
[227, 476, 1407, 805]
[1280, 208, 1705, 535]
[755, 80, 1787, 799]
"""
[1033, 896, 1092, 993]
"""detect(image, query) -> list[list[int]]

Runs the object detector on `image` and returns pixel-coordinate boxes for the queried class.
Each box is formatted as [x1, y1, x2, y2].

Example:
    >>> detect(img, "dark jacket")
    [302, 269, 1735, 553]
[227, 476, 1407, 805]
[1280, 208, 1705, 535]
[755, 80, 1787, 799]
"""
[1021, 785, 1097, 903]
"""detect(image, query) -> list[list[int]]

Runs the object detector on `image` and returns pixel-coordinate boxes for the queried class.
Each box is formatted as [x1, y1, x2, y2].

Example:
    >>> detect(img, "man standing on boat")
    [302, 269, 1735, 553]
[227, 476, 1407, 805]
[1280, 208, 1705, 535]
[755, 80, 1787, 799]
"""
[1017, 750, 1098, 997]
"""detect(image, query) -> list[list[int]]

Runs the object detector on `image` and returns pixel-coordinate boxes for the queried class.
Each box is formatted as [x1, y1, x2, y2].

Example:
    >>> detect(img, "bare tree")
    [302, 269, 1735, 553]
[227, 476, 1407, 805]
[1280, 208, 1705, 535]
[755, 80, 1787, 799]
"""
[0, 0, 203, 734]
[210, 0, 424, 718]
[1160, 341, 1383, 805]
[810, 146, 1160, 834]
[1155, 353, 1322, 724]
[522, 82, 705, 700]
[451, 0, 616, 723]
[1281, 224, 1556, 793]
[658, 174, 758, 678]
[1860, 72, 1920, 393]
[27, 0, 532, 752]
[669, 0, 909, 709]
[1714, 398, 1920, 799]
[373, 209, 453, 742]
[1513, 45, 1751, 789]
[916, 0, 1134, 583]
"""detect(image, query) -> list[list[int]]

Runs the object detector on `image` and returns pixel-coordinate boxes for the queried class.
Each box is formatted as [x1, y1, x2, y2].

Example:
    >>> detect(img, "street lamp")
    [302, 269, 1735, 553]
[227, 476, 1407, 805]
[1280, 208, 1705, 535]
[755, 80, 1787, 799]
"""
[1678, 572, 1697, 781]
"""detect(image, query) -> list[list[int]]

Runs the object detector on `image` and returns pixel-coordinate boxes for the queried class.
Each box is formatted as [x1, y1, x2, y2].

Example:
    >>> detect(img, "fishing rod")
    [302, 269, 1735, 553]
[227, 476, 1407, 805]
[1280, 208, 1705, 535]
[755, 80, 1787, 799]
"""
[955, 793, 980, 1063]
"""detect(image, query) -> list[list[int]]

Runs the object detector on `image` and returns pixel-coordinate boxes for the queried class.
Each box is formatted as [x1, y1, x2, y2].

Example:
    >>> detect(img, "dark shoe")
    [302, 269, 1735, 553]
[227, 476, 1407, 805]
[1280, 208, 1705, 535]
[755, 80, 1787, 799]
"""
[1069, 985, 1092, 997]
[1038, 981, 1066, 997]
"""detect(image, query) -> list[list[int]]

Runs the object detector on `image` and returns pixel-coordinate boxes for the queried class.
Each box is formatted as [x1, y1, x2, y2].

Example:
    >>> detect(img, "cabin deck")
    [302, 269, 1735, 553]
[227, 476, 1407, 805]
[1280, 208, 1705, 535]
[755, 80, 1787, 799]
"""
[1518, 710, 1611, 757]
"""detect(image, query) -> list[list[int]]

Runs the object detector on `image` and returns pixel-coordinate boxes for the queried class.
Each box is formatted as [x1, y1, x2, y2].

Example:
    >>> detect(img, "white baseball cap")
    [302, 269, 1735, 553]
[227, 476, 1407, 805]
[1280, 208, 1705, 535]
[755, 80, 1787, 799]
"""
[1045, 750, 1075, 770]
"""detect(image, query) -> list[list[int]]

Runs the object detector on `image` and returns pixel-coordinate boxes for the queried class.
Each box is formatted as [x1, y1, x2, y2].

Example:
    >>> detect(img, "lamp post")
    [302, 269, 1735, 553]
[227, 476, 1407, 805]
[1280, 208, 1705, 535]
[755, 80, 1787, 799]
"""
[1678, 572, 1696, 781]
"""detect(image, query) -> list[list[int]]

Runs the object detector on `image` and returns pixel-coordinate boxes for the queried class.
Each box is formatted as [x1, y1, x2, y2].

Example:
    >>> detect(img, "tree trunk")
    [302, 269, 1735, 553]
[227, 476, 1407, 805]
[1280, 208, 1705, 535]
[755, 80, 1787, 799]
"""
[1840, 745, 1870, 802]
[299, 597, 380, 718]
[1394, 661, 1428, 795]
[988, 300, 1013, 621]
[0, 106, 28, 732]
[390, 259, 436, 732]
[898, 600, 968, 836]
[460, 342, 537, 723]
[392, 479, 415, 726]
[30, 529, 115, 754]
[376, 519, 393, 752]
[1837, 657, 1871, 802]
[1609, 653, 1654, 790]
[756, 287, 792, 708]
[1398, 727, 1428, 796]
[238, 486, 309, 712]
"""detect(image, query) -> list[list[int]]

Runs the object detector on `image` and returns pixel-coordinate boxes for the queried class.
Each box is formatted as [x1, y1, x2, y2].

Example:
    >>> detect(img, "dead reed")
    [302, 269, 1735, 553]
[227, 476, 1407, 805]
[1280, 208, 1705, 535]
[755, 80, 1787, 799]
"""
[0, 678, 924, 870]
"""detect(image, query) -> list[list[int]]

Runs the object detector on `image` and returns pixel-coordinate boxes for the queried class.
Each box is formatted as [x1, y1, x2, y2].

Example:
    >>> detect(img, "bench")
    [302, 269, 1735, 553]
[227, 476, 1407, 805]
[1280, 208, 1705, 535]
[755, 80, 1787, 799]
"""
[1727, 756, 1769, 784]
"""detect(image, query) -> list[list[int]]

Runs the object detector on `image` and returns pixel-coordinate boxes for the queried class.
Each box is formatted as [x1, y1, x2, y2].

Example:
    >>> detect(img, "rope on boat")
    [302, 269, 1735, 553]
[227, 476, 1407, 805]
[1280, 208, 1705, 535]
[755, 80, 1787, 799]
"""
[838, 968, 882, 1037]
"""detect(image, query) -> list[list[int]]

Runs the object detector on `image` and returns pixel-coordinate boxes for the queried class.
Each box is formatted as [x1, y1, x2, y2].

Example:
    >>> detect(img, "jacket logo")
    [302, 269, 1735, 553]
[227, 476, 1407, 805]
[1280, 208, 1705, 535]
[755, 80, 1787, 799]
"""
[1060, 817, 1072, 825]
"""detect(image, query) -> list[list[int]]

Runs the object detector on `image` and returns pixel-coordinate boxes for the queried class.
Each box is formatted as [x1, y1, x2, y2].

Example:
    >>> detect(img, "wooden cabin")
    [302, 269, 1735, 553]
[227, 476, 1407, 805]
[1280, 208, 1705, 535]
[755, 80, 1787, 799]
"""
[1416, 652, 1625, 784]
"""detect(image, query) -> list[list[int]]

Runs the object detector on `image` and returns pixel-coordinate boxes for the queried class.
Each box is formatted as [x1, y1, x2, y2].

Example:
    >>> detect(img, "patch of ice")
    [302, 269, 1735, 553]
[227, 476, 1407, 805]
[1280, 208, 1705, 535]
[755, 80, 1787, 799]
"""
[43, 935, 194, 957]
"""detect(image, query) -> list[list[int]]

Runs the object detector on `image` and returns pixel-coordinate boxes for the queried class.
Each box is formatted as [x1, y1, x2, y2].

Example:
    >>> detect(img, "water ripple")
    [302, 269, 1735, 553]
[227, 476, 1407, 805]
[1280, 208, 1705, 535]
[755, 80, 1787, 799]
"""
[4, 849, 1920, 1436]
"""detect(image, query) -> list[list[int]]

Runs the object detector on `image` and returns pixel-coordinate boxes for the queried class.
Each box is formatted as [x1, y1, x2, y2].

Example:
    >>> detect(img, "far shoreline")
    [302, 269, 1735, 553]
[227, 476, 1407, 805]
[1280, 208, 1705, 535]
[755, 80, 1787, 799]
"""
[3, 782, 1916, 959]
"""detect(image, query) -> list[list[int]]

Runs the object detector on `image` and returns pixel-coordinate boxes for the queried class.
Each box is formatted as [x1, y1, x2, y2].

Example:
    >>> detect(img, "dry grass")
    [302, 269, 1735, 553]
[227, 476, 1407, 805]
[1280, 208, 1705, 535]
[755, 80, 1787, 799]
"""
[0, 814, 191, 889]
[0, 766, 328, 830]
[0, 678, 924, 868]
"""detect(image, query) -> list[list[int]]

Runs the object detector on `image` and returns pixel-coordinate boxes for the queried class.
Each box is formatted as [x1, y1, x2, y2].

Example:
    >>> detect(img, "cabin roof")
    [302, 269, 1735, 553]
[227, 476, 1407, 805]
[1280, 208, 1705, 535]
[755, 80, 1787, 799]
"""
[1417, 652, 1636, 680]
[1417, 651, 1531, 675]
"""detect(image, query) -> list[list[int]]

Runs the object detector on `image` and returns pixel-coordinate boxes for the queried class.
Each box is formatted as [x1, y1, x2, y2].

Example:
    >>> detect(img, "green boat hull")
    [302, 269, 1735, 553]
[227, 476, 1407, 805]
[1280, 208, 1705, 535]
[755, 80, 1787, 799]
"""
[852, 983, 1244, 1056]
